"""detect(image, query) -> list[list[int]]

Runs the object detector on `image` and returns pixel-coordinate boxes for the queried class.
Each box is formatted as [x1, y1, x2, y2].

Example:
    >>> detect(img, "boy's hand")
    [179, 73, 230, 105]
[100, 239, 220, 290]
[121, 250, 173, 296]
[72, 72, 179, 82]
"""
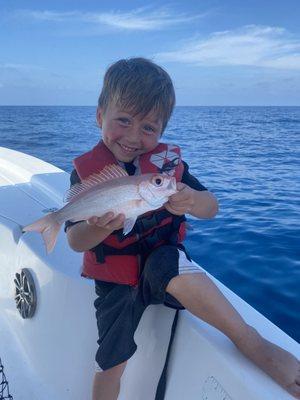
[164, 182, 195, 216]
[86, 212, 125, 231]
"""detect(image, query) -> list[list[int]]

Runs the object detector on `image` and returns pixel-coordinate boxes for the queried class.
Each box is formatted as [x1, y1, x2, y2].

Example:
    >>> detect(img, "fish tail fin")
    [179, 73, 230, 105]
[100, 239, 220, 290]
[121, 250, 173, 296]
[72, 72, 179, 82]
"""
[22, 213, 61, 253]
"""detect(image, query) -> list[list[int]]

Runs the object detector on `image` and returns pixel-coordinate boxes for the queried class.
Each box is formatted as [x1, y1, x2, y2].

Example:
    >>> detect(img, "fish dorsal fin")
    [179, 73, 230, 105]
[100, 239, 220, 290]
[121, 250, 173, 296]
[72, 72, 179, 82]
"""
[64, 164, 128, 203]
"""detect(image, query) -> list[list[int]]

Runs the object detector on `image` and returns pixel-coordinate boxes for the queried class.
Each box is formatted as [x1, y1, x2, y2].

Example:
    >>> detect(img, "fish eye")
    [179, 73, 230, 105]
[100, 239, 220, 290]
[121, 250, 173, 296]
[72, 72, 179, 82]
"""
[153, 176, 163, 186]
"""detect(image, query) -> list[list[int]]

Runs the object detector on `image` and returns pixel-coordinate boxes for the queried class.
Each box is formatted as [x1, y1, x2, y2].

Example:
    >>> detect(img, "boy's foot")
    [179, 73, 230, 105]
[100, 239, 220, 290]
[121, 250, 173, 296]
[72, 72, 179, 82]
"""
[236, 326, 300, 398]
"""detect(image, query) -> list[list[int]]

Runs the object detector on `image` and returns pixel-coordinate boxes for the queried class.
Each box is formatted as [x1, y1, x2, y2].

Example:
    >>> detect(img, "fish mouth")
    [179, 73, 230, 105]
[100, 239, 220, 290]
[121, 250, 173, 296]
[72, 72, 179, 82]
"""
[166, 177, 176, 192]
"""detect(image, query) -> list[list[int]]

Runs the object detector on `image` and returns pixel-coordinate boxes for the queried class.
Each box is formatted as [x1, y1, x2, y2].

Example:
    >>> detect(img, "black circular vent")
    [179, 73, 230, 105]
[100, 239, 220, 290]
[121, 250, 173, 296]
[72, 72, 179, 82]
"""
[14, 269, 37, 319]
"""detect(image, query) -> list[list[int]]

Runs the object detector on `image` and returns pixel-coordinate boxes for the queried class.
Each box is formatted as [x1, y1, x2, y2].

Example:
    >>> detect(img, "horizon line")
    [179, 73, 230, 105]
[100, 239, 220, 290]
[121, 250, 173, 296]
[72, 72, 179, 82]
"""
[0, 104, 300, 107]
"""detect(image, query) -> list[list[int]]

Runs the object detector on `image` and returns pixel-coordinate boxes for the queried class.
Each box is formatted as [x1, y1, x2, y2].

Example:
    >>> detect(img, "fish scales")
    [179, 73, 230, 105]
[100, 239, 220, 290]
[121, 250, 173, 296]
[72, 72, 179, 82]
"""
[63, 184, 143, 223]
[22, 165, 177, 252]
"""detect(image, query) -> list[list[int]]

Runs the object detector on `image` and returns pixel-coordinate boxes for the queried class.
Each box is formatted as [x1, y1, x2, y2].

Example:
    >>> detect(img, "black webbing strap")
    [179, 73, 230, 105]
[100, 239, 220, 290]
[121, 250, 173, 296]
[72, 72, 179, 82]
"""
[116, 209, 183, 241]
[155, 309, 179, 400]
[92, 222, 178, 263]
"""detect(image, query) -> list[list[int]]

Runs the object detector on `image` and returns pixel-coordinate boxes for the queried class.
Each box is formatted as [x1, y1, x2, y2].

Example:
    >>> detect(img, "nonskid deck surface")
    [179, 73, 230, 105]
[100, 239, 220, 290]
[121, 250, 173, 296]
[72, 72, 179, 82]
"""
[0, 147, 299, 400]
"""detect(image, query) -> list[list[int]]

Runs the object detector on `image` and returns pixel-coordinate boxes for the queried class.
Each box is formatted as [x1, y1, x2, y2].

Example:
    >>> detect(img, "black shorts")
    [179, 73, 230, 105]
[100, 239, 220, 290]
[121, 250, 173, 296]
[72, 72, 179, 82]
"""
[94, 245, 204, 371]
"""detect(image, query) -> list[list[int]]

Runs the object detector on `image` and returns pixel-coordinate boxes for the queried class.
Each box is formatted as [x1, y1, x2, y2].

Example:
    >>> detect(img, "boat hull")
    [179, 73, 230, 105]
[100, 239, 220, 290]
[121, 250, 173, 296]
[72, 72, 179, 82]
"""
[0, 147, 298, 400]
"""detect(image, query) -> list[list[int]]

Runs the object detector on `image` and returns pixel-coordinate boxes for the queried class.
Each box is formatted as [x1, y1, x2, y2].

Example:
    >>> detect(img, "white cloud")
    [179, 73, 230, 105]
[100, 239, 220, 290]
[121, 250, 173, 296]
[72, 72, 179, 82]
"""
[156, 25, 300, 70]
[16, 7, 206, 31]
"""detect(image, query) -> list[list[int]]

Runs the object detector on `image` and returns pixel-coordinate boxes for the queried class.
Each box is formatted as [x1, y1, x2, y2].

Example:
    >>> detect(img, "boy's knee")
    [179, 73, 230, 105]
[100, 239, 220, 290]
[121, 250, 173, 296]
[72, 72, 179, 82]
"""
[95, 360, 127, 380]
[141, 246, 180, 303]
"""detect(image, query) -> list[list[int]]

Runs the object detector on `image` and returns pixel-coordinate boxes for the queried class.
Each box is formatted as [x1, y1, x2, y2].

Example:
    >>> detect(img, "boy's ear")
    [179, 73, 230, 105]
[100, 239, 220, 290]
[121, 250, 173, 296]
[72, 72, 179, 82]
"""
[96, 108, 103, 128]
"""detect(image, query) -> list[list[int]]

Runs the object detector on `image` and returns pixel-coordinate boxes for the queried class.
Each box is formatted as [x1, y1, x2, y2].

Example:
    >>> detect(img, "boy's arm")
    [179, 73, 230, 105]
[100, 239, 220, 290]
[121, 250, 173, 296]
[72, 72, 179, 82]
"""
[189, 188, 218, 218]
[165, 183, 218, 219]
[66, 213, 125, 252]
[164, 161, 218, 219]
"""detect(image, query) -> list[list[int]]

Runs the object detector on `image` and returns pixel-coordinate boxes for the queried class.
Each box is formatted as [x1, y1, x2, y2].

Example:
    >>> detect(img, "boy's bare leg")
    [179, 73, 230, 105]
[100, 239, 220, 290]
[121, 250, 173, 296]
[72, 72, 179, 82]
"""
[166, 273, 300, 399]
[92, 361, 127, 400]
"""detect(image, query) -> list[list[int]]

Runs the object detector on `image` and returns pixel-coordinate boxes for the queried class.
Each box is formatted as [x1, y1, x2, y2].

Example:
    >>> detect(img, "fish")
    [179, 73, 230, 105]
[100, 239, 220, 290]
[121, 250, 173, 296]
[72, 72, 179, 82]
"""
[22, 164, 177, 253]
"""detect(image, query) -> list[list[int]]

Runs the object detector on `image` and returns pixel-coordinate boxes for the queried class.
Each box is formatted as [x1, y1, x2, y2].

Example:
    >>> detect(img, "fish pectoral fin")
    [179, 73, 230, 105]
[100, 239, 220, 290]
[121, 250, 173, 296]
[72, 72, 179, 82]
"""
[123, 217, 137, 236]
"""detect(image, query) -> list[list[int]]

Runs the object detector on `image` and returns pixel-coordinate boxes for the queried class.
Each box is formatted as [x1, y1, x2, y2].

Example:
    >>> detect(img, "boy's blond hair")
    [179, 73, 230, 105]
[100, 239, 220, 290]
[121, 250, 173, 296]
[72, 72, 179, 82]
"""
[98, 58, 175, 133]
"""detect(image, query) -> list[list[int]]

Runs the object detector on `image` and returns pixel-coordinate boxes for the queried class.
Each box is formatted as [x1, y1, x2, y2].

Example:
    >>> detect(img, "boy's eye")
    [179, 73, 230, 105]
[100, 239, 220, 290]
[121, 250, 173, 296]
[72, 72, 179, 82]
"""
[117, 118, 131, 125]
[143, 125, 155, 134]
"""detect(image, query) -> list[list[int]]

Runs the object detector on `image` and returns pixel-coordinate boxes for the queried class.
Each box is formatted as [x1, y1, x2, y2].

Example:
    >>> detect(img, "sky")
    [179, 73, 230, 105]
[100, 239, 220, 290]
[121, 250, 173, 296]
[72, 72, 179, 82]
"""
[1, 0, 300, 106]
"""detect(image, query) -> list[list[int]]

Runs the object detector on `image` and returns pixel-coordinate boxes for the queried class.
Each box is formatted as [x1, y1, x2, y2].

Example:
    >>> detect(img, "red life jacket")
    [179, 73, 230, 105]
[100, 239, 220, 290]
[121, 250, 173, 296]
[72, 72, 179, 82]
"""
[74, 141, 186, 286]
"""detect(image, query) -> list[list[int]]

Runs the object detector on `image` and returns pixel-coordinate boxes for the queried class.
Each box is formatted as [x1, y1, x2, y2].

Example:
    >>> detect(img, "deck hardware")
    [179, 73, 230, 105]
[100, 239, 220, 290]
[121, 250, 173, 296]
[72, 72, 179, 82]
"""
[14, 268, 37, 319]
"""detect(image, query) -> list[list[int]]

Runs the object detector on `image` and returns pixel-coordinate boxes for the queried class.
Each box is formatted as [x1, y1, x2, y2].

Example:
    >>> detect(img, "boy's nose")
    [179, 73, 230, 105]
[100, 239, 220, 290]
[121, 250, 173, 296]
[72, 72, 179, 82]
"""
[127, 126, 140, 144]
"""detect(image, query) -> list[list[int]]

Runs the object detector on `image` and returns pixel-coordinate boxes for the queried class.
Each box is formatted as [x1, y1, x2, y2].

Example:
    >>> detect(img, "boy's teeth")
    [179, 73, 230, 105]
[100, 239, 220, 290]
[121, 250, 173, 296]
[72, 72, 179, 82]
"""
[120, 144, 136, 152]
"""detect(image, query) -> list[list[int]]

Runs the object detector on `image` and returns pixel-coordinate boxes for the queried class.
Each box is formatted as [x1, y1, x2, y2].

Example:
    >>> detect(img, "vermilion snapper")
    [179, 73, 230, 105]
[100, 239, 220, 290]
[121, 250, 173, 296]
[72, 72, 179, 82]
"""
[22, 164, 177, 253]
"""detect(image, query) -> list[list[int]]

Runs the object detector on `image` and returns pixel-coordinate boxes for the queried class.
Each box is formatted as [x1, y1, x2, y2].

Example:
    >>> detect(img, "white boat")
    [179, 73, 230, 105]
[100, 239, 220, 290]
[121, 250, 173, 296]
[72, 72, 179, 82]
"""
[0, 146, 299, 400]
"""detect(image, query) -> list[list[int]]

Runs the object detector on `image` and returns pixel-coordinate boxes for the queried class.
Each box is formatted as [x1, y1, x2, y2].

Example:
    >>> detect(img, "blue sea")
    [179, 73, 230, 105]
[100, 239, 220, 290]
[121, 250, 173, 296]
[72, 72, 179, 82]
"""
[0, 106, 299, 342]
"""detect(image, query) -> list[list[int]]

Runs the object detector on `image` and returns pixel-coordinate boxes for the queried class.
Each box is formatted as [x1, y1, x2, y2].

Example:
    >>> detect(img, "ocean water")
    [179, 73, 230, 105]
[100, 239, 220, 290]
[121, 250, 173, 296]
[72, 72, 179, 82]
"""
[0, 105, 299, 342]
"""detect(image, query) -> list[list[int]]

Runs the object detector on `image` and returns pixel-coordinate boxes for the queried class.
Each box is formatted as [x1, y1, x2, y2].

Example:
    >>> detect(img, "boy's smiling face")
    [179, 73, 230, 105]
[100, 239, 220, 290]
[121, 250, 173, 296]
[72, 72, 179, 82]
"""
[97, 102, 163, 162]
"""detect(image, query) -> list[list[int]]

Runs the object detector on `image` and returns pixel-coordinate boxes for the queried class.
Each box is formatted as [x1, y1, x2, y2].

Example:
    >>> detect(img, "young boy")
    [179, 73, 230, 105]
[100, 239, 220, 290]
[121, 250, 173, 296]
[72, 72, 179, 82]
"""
[65, 58, 300, 400]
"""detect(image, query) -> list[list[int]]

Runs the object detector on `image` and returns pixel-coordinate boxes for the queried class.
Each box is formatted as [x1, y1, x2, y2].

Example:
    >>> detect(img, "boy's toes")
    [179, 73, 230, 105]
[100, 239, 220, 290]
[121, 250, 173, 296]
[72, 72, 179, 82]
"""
[296, 369, 300, 385]
[287, 382, 300, 399]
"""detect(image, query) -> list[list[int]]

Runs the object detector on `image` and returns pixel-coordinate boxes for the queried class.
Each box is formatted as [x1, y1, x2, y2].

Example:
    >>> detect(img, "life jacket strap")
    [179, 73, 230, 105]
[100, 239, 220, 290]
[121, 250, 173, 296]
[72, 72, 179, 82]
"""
[92, 215, 186, 264]
[115, 209, 174, 242]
